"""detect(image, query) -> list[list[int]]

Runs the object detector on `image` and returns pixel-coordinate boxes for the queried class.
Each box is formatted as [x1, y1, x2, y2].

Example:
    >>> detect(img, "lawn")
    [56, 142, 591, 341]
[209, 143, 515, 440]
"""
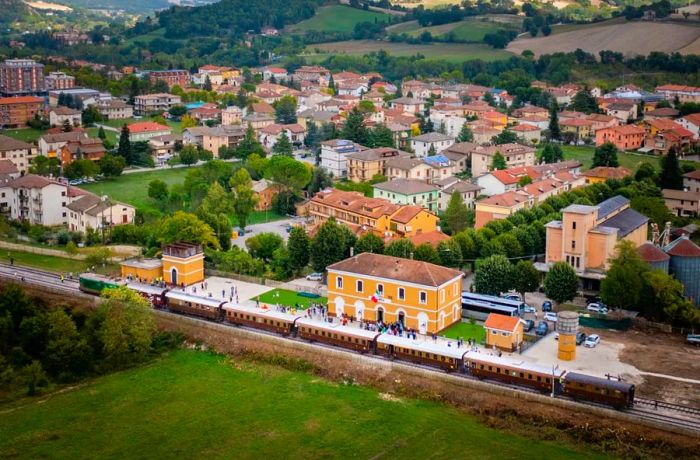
[305, 40, 510, 63]
[232, 209, 286, 227]
[0, 349, 608, 459]
[0, 249, 117, 275]
[554, 145, 699, 172]
[287, 5, 390, 34]
[256, 288, 327, 309]
[440, 320, 486, 343]
[86, 127, 117, 145]
[0, 128, 44, 143]
[80, 167, 195, 212]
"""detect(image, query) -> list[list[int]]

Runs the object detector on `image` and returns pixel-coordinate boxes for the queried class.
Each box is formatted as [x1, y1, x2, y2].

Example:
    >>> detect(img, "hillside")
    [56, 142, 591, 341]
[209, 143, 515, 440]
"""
[389, 15, 522, 42]
[507, 21, 700, 57]
[0, 0, 31, 25]
[286, 4, 390, 34]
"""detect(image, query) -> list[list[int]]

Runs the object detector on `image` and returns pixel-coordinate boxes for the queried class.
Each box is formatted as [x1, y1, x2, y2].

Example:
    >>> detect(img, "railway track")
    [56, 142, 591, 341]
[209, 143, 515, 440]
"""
[0, 262, 699, 433]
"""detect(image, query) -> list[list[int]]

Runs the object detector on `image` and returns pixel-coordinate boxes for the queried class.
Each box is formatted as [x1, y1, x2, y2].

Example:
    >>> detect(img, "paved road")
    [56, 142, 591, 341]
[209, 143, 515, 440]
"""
[231, 217, 301, 249]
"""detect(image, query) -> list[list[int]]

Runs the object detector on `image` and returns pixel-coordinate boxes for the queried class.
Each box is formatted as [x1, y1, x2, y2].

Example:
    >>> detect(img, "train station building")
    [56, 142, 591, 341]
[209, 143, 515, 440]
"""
[120, 242, 205, 287]
[326, 253, 463, 334]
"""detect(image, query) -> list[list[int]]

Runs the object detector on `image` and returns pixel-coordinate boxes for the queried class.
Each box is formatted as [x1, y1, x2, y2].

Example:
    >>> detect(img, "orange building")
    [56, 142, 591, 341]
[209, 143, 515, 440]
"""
[581, 166, 631, 184]
[474, 191, 532, 229]
[120, 258, 163, 283]
[484, 313, 524, 352]
[594, 125, 645, 150]
[326, 253, 463, 334]
[252, 179, 281, 211]
[0, 96, 44, 128]
[162, 242, 205, 286]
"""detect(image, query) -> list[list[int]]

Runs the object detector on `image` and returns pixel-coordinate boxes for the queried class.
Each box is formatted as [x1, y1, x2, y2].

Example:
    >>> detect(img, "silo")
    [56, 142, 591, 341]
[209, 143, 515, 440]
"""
[557, 311, 579, 361]
[638, 242, 670, 273]
[664, 237, 700, 307]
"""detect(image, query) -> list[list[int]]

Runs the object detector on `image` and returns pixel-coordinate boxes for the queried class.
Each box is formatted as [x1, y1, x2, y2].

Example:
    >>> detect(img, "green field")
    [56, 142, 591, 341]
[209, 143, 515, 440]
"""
[86, 127, 117, 145]
[0, 128, 44, 143]
[557, 145, 699, 172]
[256, 288, 327, 309]
[0, 349, 607, 459]
[288, 5, 389, 34]
[0, 249, 116, 274]
[391, 17, 518, 42]
[440, 321, 486, 343]
[306, 40, 510, 62]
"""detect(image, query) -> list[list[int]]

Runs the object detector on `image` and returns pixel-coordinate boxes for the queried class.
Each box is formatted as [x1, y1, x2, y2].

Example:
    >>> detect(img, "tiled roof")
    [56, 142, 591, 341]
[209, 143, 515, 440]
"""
[408, 230, 450, 247]
[7, 174, 58, 189]
[512, 124, 539, 131]
[484, 313, 521, 332]
[390, 205, 424, 224]
[582, 166, 631, 180]
[128, 121, 170, 133]
[683, 169, 700, 180]
[490, 169, 519, 185]
[374, 178, 438, 195]
[478, 191, 529, 207]
[327, 252, 462, 287]
[638, 242, 670, 263]
[662, 189, 700, 201]
[0, 96, 43, 105]
[0, 134, 34, 151]
[311, 189, 399, 219]
[0, 159, 18, 174]
[411, 132, 454, 143]
[346, 147, 410, 162]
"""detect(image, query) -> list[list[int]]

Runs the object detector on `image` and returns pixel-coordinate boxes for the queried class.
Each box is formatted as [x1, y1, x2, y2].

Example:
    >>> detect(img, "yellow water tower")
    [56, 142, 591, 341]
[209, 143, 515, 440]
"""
[557, 311, 579, 361]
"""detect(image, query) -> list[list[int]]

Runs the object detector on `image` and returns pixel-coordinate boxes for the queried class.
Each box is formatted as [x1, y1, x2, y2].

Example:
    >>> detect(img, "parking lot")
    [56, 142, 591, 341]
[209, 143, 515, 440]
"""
[231, 218, 298, 249]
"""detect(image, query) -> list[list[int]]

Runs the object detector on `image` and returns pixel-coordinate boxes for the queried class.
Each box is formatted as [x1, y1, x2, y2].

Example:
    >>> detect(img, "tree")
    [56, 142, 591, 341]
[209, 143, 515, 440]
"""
[274, 95, 298, 124]
[457, 123, 473, 142]
[340, 107, 369, 145]
[181, 114, 196, 129]
[635, 162, 657, 182]
[168, 105, 187, 118]
[659, 148, 683, 190]
[272, 132, 293, 156]
[97, 126, 107, 141]
[355, 233, 385, 254]
[199, 182, 232, 217]
[246, 232, 284, 262]
[62, 118, 73, 133]
[235, 124, 265, 159]
[369, 124, 395, 148]
[117, 124, 132, 164]
[491, 151, 507, 170]
[81, 106, 101, 125]
[473, 255, 514, 296]
[99, 154, 125, 178]
[308, 167, 332, 194]
[548, 102, 561, 140]
[310, 219, 353, 272]
[571, 88, 598, 114]
[543, 262, 578, 304]
[513, 260, 541, 299]
[159, 211, 220, 249]
[592, 142, 619, 167]
[64, 159, 100, 180]
[384, 239, 415, 259]
[203, 75, 212, 91]
[540, 143, 563, 163]
[492, 129, 518, 145]
[287, 226, 310, 274]
[438, 239, 462, 268]
[265, 156, 311, 211]
[230, 168, 258, 229]
[600, 240, 650, 311]
[29, 156, 60, 177]
[518, 176, 533, 187]
[99, 287, 156, 368]
[443, 192, 470, 235]
[413, 243, 440, 264]
[179, 144, 199, 166]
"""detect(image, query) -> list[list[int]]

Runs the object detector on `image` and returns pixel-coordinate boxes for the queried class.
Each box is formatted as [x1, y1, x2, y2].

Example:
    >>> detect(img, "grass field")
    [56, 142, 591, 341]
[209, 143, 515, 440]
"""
[86, 127, 117, 145]
[556, 145, 699, 172]
[231, 209, 286, 227]
[288, 5, 389, 34]
[0, 249, 116, 274]
[0, 128, 44, 143]
[440, 321, 486, 343]
[391, 17, 518, 42]
[305, 40, 510, 62]
[256, 288, 327, 309]
[0, 349, 607, 459]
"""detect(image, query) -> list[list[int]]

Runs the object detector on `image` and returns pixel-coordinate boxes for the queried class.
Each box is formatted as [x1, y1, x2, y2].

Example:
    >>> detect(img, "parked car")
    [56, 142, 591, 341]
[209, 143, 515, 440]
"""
[68, 179, 83, 186]
[502, 293, 521, 301]
[535, 321, 549, 336]
[520, 305, 536, 314]
[542, 301, 552, 312]
[523, 319, 535, 332]
[305, 273, 323, 281]
[586, 303, 608, 314]
[544, 312, 558, 322]
[576, 332, 587, 345]
[584, 334, 600, 348]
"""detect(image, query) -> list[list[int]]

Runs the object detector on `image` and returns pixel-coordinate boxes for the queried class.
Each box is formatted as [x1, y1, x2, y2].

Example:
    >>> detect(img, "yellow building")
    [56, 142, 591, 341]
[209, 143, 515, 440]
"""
[346, 147, 411, 183]
[120, 258, 163, 283]
[484, 313, 524, 352]
[162, 243, 205, 286]
[327, 253, 463, 334]
[580, 166, 632, 185]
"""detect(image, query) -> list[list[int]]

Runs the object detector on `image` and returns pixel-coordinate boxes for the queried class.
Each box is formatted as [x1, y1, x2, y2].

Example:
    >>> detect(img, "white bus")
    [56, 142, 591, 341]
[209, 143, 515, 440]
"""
[460, 292, 522, 320]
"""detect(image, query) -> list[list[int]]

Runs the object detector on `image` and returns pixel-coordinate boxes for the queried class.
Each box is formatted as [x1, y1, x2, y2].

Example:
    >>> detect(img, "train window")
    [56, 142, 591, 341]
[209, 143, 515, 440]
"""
[488, 366, 492, 371]
[519, 373, 524, 378]
[496, 368, 501, 374]
[480, 364, 484, 370]
[537, 376, 542, 382]
[546, 378, 550, 384]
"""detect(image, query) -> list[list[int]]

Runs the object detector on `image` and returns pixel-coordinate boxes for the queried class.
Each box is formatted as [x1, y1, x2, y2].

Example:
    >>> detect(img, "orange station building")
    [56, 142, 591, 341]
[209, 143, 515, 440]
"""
[120, 242, 205, 287]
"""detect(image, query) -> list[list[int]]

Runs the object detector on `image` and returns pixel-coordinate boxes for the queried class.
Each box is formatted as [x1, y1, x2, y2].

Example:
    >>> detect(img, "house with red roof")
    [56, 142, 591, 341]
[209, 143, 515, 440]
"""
[127, 121, 172, 142]
[474, 190, 533, 229]
[676, 113, 700, 139]
[484, 313, 524, 352]
[0, 96, 44, 128]
[595, 125, 646, 150]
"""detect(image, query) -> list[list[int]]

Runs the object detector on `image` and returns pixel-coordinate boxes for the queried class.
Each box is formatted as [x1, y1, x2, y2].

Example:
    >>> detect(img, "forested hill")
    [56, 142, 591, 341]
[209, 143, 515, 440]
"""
[156, 0, 320, 38]
[0, 0, 30, 26]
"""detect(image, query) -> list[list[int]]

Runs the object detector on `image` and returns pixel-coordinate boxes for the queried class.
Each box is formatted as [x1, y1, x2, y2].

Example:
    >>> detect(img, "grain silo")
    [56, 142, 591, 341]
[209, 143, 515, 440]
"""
[664, 237, 700, 307]
[638, 242, 670, 273]
[557, 311, 579, 361]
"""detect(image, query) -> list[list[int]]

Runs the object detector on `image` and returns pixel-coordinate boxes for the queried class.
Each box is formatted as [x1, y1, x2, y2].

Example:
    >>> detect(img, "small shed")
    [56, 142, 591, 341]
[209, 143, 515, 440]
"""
[484, 313, 524, 352]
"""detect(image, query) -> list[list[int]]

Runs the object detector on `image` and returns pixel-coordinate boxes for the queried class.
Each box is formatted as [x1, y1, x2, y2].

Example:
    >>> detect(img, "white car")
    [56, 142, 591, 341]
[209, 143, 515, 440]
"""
[521, 305, 536, 314]
[544, 312, 558, 322]
[586, 303, 608, 314]
[584, 334, 601, 348]
[305, 273, 323, 281]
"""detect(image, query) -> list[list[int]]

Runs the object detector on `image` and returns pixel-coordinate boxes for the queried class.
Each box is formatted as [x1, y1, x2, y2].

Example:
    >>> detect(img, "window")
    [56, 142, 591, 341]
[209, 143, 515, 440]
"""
[336, 276, 343, 289]
[571, 240, 576, 250]
[398, 287, 405, 300]
[440, 290, 445, 302]
[419, 291, 427, 304]
[572, 221, 576, 230]
[356, 280, 363, 293]
[491, 330, 497, 335]
[376, 284, 384, 296]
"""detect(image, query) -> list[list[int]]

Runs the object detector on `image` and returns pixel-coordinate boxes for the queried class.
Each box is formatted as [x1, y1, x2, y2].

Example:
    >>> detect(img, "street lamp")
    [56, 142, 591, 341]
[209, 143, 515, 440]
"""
[551, 363, 559, 397]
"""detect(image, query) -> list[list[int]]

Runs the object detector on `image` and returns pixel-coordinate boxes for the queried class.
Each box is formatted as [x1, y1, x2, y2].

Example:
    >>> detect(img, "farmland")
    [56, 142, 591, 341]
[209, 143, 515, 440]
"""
[0, 349, 608, 459]
[390, 16, 521, 42]
[305, 40, 510, 62]
[287, 5, 390, 34]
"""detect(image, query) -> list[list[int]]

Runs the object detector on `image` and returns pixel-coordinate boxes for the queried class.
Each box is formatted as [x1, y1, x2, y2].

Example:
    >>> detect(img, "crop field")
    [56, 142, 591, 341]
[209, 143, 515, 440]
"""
[287, 5, 390, 34]
[390, 17, 520, 42]
[0, 349, 608, 459]
[305, 40, 510, 62]
[507, 21, 700, 57]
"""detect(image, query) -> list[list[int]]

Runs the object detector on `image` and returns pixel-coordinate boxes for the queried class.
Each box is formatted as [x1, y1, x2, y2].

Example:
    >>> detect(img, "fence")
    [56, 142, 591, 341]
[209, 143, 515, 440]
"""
[579, 316, 632, 330]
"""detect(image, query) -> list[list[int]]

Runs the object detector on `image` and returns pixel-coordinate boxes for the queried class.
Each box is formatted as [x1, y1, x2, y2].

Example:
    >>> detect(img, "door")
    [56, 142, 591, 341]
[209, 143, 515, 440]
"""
[171, 268, 177, 285]
[398, 311, 405, 326]
[377, 307, 384, 323]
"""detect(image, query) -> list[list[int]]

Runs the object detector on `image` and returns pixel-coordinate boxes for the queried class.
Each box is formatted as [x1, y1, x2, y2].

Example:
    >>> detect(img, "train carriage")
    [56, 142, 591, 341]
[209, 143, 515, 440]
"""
[465, 352, 563, 393]
[164, 291, 226, 321]
[126, 283, 169, 308]
[79, 274, 125, 295]
[376, 334, 468, 372]
[562, 372, 635, 409]
[223, 304, 300, 336]
[295, 318, 380, 353]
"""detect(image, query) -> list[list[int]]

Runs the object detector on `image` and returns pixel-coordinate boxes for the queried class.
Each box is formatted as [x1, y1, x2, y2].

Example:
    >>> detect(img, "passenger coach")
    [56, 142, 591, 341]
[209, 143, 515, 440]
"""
[224, 304, 300, 336]
[164, 291, 227, 321]
[376, 334, 468, 372]
[295, 318, 380, 353]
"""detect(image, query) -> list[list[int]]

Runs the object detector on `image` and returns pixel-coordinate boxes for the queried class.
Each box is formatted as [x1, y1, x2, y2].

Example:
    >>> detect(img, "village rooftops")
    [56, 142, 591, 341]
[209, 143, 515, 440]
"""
[373, 178, 439, 195]
[128, 121, 170, 133]
[345, 147, 410, 162]
[582, 166, 632, 180]
[411, 132, 454, 143]
[0, 134, 34, 151]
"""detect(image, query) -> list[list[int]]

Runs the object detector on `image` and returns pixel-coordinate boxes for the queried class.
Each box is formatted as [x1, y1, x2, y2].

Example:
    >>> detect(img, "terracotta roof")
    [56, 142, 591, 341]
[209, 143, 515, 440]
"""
[0, 134, 34, 151]
[128, 121, 170, 133]
[662, 189, 700, 201]
[582, 166, 631, 180]
[478, 191, 529, 207]
[484, 313, 521, 332]
[390, 205, 424, 224]
[311, 189, 399, 219]
[664, 237, 700, 257]
[637, 242, 670, 263]
[490, 170, 519, 185]
[327, 252, 462, 287]
[0, 159, 18, 174]
[560, 118, 593, 127]
[0, 96, 43, 105]
[346, 147, 410, 162]
[7, 174, 59, 189]
[444, 142, 478, 155]
[408, 230, 450, 247]
[374, 178, 438, 195]
[680, 113, 700, 126]
[471, 143, 536, 157]
[65, 193, 101, 212]
[646, 107, 679, 117]
[683, 169, 700, 180]
[512, 124, 539, 132]
[250, 102, 275, 113]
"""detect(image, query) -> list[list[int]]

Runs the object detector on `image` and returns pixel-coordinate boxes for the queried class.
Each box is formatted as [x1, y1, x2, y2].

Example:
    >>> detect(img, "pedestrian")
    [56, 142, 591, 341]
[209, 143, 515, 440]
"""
[60, 275, 64, 283]
[222, 289, 225, 298]
[9, 257, 13, 266]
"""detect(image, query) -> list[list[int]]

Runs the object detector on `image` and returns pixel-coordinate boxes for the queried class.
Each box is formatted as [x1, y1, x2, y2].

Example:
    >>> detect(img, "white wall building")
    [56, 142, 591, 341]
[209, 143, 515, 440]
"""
[320, 139, 366, 179]
[410, 132, 455, 158]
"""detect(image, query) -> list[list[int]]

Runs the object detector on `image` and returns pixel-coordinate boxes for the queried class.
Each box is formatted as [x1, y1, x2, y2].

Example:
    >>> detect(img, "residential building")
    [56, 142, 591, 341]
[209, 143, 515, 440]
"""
[385, 154, 461, 183]
[605, 102, 638, 122]
[676, 113, 700, 139]
[58, 137, 106, 165]
[684, 169, 700, 193]
[656, 84, 700, 104]
[149, 134, 182, 159]
[242, 113, 275, 131]
[0, 135, 37, 174]
[0, 96, 44, 128]
[127, 121, 171, 142]
[476, 169, 521, 196]
[512, 123, 541, 143]
[66, 194, 136, 233]
[642, 126, 695, 156]
[559, 118, 594, 142]
[95, 99, 133, 120]
[390, 97, 425, 114]
[484, 314, 524, 352]
[346, 147, 411, 183]
[0, 159, 20, 183]
[470, 143, 537, 177]
[475, 191, 533, 229]
[586, 113, 619, 132]
[0, 174, 82, 226]
[49, 106, 81, 128]
[134, 93, 182, 115]
[645, 107, 679, 120]
[326, 252, 463, 333]
[662, 189, 700, 217]
[320, 139, 366, 179]
[543, 196, 648, 290]
[410, 133, 455, 158]
[0, 59, 45, 96]
[581, 166, 631, 184]
[442, 142, 476, 172]
[595, 125, 645, 150]
[252, 179, 281, 211]
[259, 123, 306, 150]
[221, 105, 242, 125]
[433, 177, 482, 211]
[476, 161, 583, 196]
[293, 66, 329, 84]
[261, 67, 288, 82]
[201, 125, 246, 156]
[44, 72, 75, 91]
[38, 131, 86, 157]
[373, 179, 440, 212]
[148, 70, 189, 89]
[182, 127, 210, 147]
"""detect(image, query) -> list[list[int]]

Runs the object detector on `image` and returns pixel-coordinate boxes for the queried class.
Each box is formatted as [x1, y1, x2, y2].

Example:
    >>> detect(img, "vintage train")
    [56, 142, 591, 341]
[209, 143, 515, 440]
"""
[82, 279, 636, 409]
